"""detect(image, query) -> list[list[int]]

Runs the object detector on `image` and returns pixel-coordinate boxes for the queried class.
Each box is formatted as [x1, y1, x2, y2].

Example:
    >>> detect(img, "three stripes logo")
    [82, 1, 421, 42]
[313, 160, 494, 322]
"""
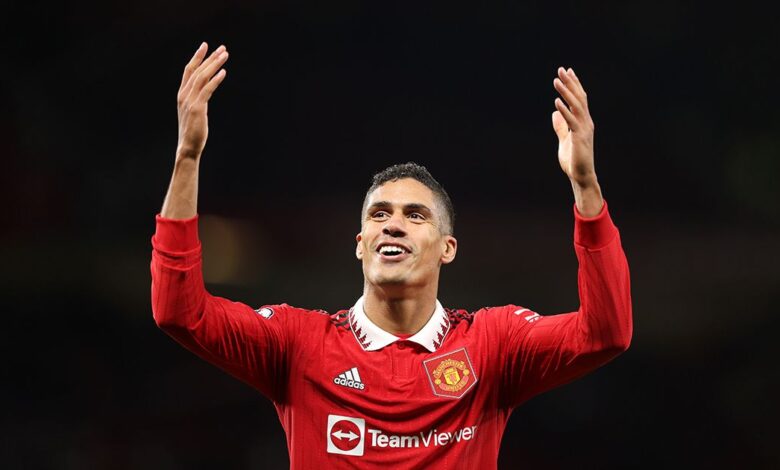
[334, 367, 366, 391]
[514, 308, 541, 323]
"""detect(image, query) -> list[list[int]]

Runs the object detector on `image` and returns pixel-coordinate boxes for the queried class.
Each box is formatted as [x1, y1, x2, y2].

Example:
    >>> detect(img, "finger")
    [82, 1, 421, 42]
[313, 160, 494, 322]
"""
[551, 110, 569, 141]
[567, 67, 584, 90]
[554, 97, 579, 132]
[553, 77, 584, 117]
[559, 67, 588, 106]
[187, 49, 229, 100]
[179, 42, 208, 92]
[197, 69, 227, 102]
[181, 45, 225, 96]
[181, 45, 227, 100]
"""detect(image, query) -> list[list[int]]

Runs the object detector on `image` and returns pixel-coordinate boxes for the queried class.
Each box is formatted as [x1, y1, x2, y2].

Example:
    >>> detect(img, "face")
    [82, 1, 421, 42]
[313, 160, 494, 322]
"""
[356, 178, 457, 290]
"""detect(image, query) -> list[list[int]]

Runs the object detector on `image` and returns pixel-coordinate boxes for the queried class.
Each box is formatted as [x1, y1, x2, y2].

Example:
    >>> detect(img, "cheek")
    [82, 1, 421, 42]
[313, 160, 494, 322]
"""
[419, 241, 443, 262]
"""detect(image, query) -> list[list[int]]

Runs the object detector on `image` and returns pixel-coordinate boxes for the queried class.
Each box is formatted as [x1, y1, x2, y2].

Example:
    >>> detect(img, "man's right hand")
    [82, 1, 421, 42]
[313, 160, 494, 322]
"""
[160, 43, 228, 219]
[176, 42, 229, 160]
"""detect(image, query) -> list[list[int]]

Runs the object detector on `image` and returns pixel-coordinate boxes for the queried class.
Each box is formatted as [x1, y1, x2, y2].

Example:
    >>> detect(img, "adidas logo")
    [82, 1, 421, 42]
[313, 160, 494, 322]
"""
[334, 367, 365, 391]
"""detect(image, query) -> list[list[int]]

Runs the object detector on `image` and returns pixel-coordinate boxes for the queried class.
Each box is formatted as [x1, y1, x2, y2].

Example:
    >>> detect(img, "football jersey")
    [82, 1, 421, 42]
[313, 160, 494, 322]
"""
[150, 202, 632, 469]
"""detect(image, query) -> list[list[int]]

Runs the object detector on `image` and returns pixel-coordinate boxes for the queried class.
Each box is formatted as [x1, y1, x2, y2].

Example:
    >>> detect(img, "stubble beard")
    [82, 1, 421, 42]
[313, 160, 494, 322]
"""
[370, 266, 410, 287]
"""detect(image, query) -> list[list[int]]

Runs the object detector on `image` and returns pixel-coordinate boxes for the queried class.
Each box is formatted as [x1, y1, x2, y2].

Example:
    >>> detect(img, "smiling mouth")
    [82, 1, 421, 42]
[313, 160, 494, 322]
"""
[376, 244, 411, 261]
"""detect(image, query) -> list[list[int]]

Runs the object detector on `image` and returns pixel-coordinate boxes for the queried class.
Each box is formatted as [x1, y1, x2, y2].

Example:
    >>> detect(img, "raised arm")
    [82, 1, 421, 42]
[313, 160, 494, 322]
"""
[495, 68, 632, 408]
[161, 42, 228, 219]
[151, 45, 296, 402]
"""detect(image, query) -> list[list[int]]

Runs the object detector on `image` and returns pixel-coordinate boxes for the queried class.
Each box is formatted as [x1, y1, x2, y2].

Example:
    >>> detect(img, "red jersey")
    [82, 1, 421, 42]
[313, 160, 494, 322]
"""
[150, 202, 632, 469]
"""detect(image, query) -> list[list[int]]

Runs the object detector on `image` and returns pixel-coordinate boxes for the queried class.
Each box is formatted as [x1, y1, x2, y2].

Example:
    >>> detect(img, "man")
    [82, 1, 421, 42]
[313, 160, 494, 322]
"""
[151, 42, 632, 468]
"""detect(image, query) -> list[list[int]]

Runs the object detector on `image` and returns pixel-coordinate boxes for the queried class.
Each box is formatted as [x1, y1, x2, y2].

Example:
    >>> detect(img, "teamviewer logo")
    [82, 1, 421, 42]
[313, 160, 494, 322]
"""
[326, 414, 365, 456]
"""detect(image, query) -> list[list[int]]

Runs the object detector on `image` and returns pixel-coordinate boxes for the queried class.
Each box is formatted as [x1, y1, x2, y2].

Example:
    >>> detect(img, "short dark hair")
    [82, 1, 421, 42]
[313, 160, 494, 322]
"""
[362, 162, 455, 235]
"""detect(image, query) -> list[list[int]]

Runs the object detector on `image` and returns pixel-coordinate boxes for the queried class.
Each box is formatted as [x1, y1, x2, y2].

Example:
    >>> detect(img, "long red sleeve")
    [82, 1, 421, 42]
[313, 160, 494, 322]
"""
[495, 201, 633, 408]
[150, 214, 294, 402]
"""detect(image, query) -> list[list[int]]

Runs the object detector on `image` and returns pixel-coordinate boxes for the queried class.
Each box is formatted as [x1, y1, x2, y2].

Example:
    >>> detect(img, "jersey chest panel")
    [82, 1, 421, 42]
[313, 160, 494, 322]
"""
[283, 325, 500, 466]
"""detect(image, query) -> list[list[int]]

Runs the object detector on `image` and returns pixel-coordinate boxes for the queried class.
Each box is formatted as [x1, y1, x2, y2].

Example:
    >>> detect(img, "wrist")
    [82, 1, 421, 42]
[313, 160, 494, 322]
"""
[172, 155, 200, 174]
[175, 145, 203, 162]
[570, 177, 604, 218]
[569, 172, 598, 189]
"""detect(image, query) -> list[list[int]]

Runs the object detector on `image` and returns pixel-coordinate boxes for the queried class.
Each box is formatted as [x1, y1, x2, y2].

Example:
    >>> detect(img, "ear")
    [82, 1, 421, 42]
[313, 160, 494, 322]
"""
[440, 235, 458, 265]
[355, 232, 364, 260]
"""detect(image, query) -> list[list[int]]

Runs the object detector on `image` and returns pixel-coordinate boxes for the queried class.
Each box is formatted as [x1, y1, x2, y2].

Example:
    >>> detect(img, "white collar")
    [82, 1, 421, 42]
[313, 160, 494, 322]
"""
[348, 296, 451, 352]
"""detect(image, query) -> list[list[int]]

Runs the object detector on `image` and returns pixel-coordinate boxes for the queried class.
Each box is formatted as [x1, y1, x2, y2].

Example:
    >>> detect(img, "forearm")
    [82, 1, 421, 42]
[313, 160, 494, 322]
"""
[161, 154, 200, 219]
[161, 43, 228, 219]
[570, 175, 604, 218]
[573, 204, 632, 353]
[500, 204, 631, 405]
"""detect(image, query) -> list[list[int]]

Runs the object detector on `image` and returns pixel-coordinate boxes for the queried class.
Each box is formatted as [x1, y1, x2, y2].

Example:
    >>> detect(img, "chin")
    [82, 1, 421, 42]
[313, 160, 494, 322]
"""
[367, 268, 412, 287]
[372, 275, 409, 286]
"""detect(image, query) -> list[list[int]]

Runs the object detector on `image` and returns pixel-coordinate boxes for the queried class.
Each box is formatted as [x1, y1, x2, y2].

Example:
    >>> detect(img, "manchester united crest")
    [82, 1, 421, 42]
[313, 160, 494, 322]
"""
[423, 347, 478, 398]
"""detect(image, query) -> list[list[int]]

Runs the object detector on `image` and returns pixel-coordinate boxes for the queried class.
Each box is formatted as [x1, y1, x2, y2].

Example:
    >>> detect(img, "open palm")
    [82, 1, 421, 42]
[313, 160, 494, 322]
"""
[551, 67, 595, 186]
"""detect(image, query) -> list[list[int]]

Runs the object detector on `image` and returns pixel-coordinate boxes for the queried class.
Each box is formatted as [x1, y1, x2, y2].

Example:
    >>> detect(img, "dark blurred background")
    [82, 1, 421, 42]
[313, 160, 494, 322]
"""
[2, 0, 778, 468]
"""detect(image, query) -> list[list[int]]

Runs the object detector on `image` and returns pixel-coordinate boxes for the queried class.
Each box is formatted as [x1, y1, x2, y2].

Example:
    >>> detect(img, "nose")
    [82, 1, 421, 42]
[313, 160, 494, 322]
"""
[382, 212, 407, 237]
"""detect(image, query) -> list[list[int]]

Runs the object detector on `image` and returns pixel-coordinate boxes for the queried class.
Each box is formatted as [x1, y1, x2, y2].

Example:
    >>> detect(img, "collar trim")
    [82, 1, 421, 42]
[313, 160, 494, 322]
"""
[349, 296, 450, 352]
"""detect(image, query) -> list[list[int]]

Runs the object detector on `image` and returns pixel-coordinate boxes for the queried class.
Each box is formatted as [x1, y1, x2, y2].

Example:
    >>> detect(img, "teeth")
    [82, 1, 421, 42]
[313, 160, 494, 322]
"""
[380, 246, 405, 255]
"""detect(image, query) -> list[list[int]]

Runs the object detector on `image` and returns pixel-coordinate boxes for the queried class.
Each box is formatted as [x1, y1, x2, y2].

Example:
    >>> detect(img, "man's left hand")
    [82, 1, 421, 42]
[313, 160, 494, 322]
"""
[552, 67, 603, 217]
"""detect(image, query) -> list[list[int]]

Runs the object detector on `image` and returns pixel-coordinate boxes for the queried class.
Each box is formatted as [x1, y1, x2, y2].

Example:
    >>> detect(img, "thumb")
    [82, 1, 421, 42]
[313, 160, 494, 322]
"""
[551, 111, 569, 141]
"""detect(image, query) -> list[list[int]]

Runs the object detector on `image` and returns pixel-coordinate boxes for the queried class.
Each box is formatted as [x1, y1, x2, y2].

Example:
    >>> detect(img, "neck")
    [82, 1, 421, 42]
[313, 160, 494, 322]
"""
[362, 284, 438, 335]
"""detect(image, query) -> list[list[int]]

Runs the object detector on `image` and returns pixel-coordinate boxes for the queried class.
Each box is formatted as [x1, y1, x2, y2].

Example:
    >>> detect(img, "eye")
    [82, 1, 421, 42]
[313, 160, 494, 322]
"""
[371, 211, 389, 220]
[409, 212, 425, 220]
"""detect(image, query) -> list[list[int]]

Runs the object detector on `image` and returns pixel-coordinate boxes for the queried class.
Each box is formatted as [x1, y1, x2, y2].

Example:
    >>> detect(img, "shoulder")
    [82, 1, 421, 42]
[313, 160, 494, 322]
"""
[329, 309, 352, 331]
[447, 305, 540, 328]
[255, 303, 353, 331]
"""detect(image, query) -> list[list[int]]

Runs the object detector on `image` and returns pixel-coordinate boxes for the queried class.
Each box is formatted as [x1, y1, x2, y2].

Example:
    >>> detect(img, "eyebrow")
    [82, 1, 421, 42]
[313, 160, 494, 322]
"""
[367, 201, 434, 215]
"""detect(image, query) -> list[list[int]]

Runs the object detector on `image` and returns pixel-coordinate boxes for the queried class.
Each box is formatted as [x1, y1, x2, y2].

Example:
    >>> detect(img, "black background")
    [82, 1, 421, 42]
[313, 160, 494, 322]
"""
[2, 1, 779, 468]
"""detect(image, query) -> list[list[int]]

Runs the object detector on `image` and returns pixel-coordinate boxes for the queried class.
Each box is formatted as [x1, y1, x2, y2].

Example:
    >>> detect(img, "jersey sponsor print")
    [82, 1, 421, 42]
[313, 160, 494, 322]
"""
[327, 414, 477, 457]
[327, 415, 366, 456]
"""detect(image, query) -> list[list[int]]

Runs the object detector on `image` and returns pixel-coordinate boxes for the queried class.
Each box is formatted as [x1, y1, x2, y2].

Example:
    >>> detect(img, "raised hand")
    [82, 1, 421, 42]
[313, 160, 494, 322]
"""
[160, 43, 228, 219]
[552, 67, 596, 185]
[176, 43, 229, 160]
[551, 67, 603, 217]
